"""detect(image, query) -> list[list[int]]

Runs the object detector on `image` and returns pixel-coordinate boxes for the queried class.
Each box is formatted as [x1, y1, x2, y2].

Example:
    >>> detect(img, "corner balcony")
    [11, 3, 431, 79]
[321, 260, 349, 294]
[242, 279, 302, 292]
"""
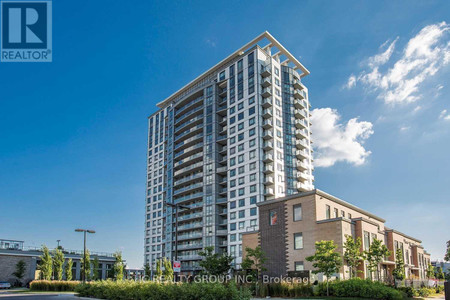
[219, 146, 227, 154]
[295, 119, 308, 129]
[174, 133, 203, 151]
[174, 114, 204, 135]
[262, 97, 273, 108]
[217, 229, 228, 236]
[261, 87, 272, 98]
[264, 187, 274, 196]
[218, 241, 228, 248]
[217, 166, 227, 175]
[175, 124, 203, 142]
[219, 208, 227, 216]
[218, 177, 227, 186]
[262, 108, 273, 119]
[219, 187, 227, 196]
[262, 119, 273, 129]
[263, 153, 274, 162]
[296, 139, 308, 150]
[261, 77, 272, 87]
[175, 96, 204, 118]
[294, 109, 307, 119]
[293, 89, 306, 100]
[175, 105, 204, 126]
[174, 161, 203, 178]
[219, 87, 227, 98]
[216, 197, 227, 205]
[263, 141, 273, 150]
[217, 104, 227, 117]
[295, 128, 308, 139]
[263, 164, 274, 174]
[174, 142, 203, 160]
[296, 149, 309, 160]
[263, 176, 274, 185]
[217, 134, 227, 145]
[297, 182, 312, 192]
[262, 130, 273, 140]
[174, 172, 203, 187]
[297, 172, 309, 183]
[261, 65, 272, 77]
[173, 152, 203, 170]
[293, 79, 305, 90]
[293, 99, 307, 109]
[296, 160, 308, 171]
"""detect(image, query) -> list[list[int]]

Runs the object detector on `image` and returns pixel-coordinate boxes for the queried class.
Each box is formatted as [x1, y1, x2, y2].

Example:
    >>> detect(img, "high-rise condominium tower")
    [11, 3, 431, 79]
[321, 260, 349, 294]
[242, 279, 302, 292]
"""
[144, 32, 314, 273]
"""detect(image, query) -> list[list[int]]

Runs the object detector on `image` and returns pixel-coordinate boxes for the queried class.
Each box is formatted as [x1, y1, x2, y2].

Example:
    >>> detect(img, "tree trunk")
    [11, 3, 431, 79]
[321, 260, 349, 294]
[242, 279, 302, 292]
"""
[326, 277, 329, 296]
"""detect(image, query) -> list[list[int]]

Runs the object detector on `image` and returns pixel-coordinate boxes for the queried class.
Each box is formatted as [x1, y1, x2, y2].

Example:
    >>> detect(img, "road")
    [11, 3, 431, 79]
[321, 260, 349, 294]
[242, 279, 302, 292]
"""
[0, 292, 88, 300]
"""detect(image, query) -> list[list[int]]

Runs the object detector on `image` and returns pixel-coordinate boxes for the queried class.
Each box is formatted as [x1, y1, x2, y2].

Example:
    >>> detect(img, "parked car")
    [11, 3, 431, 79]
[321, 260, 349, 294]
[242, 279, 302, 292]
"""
[0, 281, 11, 289]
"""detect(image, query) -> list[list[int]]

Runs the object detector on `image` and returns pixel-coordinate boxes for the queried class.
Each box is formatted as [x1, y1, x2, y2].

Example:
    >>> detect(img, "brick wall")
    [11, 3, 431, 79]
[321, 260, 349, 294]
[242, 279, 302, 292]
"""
[0, 255, 36, 285]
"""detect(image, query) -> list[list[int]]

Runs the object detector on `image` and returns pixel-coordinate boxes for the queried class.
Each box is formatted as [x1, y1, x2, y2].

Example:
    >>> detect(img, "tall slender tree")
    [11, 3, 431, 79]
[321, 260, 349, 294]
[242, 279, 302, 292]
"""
[306, 240, 342, 296]
[81, 249, 91, 281]
[392, 248, 405, 285]
[38, 245, 53, 280]
[365, 238, 390, 281]
[445, 240, 450, 262]
[343, 236, 364, 278]
[143, 263, 151, 280]
[64, 258, 73, 281]
[13, 260, 26, 286]
[91, 256, 100, 281]
[162, 257, 174, 282]
[155, 259, 163, 281]
[113, 251, 124, 280]
[53, 248, 65, 280]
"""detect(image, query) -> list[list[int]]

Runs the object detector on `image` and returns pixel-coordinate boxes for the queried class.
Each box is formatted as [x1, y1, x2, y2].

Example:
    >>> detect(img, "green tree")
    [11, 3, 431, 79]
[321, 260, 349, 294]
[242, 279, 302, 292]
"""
[81, 249, 91, 281]
[306, 240, 342, 296]
[365, 238, 390, 281]
[241, 246, 267, 279]
[53, 248, 65, 280]
[436, 267, 445, 279]
[64, 258, 73, 281]
[426, 263, 435, 279]
[392, 248, 405, 283]
[198, 246, 233, 276]
[38, 245, 53, 280]
[144, 263, 151, 280]
[162, 257, 174, 282]
[113, 251, 124, 280]
[13, 260, 26, 286]
[155, 259, 163, 281]
[91, 256, 100, 281]
[445, 240, 450, 262]
[343, 236, 363, 278]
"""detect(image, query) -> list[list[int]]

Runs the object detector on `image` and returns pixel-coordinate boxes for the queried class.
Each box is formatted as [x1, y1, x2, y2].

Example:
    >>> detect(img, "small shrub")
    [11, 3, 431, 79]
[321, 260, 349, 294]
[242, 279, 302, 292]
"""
[416, 287, 434, 297]
[30, 280, 80, 291]
[435, 284, 444, 293]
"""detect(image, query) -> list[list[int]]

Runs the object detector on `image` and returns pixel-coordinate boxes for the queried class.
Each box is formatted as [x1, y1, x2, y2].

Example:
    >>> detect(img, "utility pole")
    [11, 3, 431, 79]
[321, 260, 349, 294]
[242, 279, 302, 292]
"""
[75, 229, 95, 283]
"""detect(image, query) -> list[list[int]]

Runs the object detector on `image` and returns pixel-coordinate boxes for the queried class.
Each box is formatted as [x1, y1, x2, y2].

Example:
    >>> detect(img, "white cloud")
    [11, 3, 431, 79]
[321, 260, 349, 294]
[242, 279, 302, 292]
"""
[400, 126, 410, 132]
[413, 106, 422, 113]
[311, 108, 374, 167]
[344, 74, 357, 89]
[205, 39, 217, 47]
[350, 22, 450, 104]
[439, 109, 450, 120]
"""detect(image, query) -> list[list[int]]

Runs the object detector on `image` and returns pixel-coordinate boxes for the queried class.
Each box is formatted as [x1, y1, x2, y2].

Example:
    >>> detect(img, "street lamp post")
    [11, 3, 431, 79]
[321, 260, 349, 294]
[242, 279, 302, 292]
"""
[75, 229, 95, 283]
[166, 203, 189, 282]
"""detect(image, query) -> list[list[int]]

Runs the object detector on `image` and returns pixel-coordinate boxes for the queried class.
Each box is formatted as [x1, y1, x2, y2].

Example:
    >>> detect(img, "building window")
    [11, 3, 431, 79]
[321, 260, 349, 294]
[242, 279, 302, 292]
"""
[334, 208, 338, 218]
[364, 231, 370, 250]
[269, 210, 278, 226]
[326, 205, 331, 219]
[293, 204, 302, 221]
[294, 261, 304, 271]
[294, 233, 303, 249]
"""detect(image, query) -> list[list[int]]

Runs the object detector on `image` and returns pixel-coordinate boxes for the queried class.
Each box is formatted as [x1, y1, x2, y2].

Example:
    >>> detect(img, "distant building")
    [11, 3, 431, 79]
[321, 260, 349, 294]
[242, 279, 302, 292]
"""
[125, 268, 145, 280]
[431, 261, 450, 274]
[0, 239, 116, 284]
[242, 190, 432, 281]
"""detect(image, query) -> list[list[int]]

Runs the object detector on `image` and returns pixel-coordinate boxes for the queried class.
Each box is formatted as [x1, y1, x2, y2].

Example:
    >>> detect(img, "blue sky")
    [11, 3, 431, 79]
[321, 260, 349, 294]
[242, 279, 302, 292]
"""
[0, 1, 449, 268]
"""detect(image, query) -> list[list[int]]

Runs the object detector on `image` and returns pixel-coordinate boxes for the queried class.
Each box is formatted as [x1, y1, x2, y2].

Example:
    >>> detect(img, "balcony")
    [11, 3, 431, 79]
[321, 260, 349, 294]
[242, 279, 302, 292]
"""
[177, 222, 203, 232]
[175, 124, 203, 142]
[174, 133, 203, 151]
[174, 161, 203, 177]
[178, 232, 203, 241]
[175, 105, 204, 126]
[217, 104, 227, 116]
[263, 176, 274, 185]
[217, 135, 227, 145]
[262, 119, 273, 129]
[295, 119, 308, 129]
[175, 114, 203, 134]
[263, 164, 274, 174]
[219, 187, 227, 195]
[219, 241, 228, 247]
[219, 146, 227, 154]
[295, 129, 308, 139]
[217, 230, 227, 236]
[217, 166, 227, 175]
[293, 79, 305, 90]
[293, 99, 307, 109]
[175, 96, 204, 118]
[264, 188, 274, 196]
[263, 153, 274, 162]
[262, 130, 273, 140]
[261, 77, 272, 87]
[294, 109, 307, 119]
[173, 182, 203, 196]
[178, 212, 203, 222]
[219, 125, 227, 135]
[174, 142, 203, 159]
[263, 141, 273, 150]
[219, 208, 227, 215]
[174, 172, 203, 186]
[297, 182, 312, 192]
[296, 149, 309, 160]
[177, 243, 203, 250]
[296, 139, 308, 150]
[296, 160, 308, 171]
[219, 87, 227, 97]
[261, 97, 273, 108]
[173, 152, 203, 169]
[218, 177, 227, 185]
[297, 172, 309, 183]
[294, 89, 306, 100]
[262, 108, 273, 119]
[218, 156, 227, 165]
[261, 65, 272, 77]
[174, 191, 203, 204]
[261, 87, 272, 98]
[216, 197, 227, 204]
